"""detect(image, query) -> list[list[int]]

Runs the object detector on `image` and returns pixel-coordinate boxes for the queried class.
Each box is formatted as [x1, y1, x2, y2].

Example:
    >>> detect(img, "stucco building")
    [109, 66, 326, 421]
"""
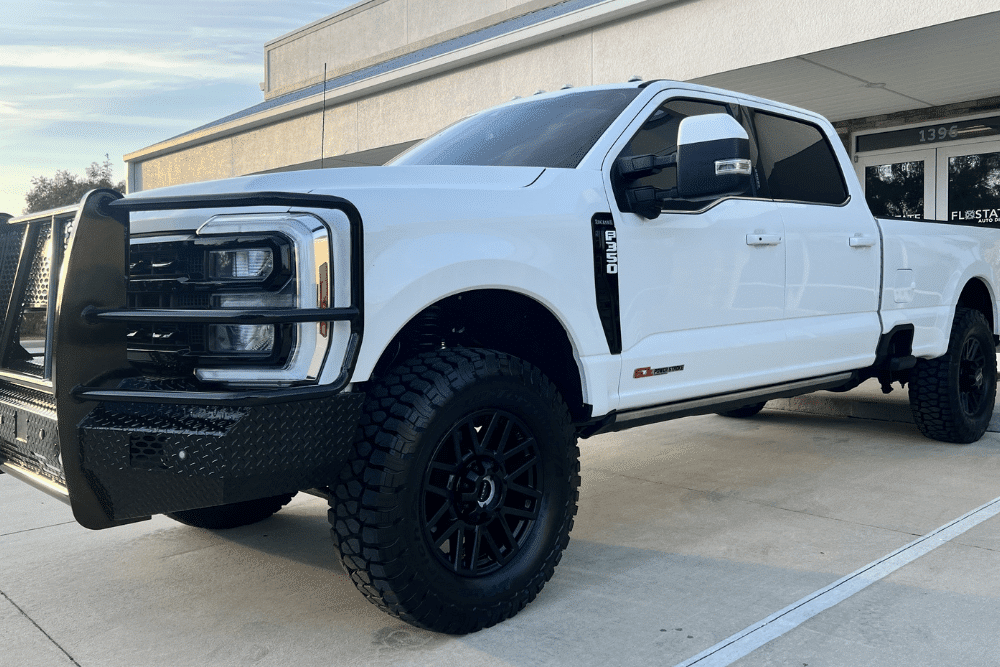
[125, 0, 1000, 223]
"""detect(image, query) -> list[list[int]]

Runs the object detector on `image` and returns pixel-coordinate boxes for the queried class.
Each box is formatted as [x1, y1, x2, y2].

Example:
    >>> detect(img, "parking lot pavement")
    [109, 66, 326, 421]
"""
[2, 387, 999, 667]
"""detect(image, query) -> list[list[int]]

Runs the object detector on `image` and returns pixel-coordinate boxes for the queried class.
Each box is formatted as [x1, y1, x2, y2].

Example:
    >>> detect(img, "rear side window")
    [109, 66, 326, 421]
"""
[753, 112, 848, 205]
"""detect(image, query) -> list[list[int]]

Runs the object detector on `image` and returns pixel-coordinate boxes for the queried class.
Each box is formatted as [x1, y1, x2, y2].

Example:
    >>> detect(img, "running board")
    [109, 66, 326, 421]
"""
[582, 372, 855, 437]
[0, 461, 70, 503]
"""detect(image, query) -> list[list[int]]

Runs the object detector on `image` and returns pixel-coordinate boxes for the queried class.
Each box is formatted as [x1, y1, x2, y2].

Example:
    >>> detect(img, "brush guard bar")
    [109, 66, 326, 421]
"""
[0, 189, 366, 529]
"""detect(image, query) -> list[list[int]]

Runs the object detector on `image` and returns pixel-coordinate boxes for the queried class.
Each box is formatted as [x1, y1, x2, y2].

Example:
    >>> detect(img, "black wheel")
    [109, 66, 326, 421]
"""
[909, 308, 997, 443]
[331, 348, 580, 634]
[166, 493, 296, 529]
[717, 401, 767, 418]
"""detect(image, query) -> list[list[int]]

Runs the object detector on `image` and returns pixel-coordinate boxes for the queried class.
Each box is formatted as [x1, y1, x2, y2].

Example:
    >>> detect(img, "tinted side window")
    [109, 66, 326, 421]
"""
[753, 112, 848, 205]
[615, 99, 757, 212]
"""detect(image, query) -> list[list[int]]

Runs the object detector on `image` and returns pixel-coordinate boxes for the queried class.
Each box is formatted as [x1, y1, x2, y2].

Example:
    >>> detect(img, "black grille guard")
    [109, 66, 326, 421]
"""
[0, 188, 365, 528]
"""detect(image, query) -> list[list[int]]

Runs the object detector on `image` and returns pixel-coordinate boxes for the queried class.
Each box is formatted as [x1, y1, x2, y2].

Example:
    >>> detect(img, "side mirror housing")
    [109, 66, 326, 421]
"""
[676, 114, 752, 200]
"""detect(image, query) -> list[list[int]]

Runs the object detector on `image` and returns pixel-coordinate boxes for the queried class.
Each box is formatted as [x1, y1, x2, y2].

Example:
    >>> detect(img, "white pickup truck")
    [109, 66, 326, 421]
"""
[2, 80, 998, 634]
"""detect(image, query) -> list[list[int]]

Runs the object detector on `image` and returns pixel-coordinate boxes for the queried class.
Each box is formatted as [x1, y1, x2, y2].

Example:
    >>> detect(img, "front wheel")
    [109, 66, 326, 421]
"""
[330, 348, 580, 634]
[909, 308, 997, 443]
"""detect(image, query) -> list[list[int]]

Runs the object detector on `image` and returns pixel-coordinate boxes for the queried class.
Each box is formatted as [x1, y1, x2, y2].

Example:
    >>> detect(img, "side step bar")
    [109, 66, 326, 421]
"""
[582, 372, 855, 436]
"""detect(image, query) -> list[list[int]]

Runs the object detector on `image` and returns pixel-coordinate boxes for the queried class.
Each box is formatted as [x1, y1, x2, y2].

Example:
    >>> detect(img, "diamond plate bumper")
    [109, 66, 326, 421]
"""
[0, 189, 365, 529]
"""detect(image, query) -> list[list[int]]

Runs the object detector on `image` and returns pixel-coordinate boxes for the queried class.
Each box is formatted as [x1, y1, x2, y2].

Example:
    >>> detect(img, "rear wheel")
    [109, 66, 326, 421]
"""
[331, 348, 580, 634]
[909, 308, 997, 443]
[166, 493, 295, 529]
[717, 401, 767, 418]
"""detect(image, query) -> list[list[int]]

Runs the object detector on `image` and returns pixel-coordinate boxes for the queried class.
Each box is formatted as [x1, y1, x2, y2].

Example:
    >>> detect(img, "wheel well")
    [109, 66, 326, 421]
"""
[957, 279, 994, 332]
[370, 290, 588, 422]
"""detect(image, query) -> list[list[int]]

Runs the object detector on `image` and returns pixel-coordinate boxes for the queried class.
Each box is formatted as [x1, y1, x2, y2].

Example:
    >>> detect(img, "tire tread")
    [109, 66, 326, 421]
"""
[330, 348, 580, 634]
[909, 308, 997, 443]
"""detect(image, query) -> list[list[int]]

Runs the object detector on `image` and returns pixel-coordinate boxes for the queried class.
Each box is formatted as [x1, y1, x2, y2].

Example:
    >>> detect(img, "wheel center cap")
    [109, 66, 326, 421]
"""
[477, 476, 496, 508]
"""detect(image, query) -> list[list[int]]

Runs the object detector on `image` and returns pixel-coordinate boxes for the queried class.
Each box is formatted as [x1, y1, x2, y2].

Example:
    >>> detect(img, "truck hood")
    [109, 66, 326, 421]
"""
[126, 165, 546, 201]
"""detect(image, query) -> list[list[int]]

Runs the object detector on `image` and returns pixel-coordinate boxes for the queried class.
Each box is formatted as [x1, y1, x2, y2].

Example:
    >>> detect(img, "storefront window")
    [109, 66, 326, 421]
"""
[864, 161, 925, 219]
[948, 151, 1000, 225]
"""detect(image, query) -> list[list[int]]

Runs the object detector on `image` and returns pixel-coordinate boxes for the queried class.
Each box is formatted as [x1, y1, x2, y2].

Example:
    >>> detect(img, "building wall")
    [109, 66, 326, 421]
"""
[128, 0, 1000, 192]
[264, 0, 558, 98]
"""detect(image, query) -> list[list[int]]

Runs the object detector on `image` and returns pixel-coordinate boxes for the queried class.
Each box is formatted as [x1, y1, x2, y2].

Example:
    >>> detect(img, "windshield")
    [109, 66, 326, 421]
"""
[390, 88, 642, 169]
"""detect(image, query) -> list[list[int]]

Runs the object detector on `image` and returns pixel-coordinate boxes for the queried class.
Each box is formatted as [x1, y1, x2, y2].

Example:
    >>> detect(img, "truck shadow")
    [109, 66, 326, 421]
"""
[164, 496, 346, 573]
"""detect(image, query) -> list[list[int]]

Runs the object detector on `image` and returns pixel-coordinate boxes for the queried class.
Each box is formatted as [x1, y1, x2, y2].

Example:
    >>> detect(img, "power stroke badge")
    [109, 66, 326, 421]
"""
[634, 365, 685, 379]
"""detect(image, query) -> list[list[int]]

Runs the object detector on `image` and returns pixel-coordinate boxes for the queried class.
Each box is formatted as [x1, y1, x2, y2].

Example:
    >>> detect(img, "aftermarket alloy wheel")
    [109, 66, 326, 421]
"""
[166, 493, 296, 529]
[330, 348, 580, 634]
[909, 308, 997, 443]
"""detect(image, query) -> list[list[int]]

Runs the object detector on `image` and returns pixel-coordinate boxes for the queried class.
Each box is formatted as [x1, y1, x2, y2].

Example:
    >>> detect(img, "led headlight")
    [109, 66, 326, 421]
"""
[205, 292, 295, 356]
[209, 248, 274, 281]
[193, 213, 333, 386]
[209, 324, 275, 353]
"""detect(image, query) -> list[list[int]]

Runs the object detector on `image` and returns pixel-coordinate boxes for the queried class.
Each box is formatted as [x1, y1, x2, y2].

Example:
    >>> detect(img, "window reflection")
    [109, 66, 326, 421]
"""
[864, 161, 924, 219]
[948, 152, 1000, 225]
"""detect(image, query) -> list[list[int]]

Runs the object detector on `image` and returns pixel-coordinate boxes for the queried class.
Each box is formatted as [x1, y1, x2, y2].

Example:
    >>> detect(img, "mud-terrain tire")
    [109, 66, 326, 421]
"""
[716, 401, 767, 418]
[909, 308, 997, 443]
[166, 493, 296, 529]
[330, 348, 580, 634]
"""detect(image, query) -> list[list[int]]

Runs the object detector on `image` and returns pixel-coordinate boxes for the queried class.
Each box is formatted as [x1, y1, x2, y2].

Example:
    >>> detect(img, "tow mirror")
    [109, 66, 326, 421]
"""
[623, 113, 751, 219]
[676, 114, 751, 200]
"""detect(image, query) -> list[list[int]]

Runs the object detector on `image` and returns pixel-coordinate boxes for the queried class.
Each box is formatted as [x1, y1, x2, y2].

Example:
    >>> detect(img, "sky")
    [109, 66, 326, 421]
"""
[1, 0, 356, 216]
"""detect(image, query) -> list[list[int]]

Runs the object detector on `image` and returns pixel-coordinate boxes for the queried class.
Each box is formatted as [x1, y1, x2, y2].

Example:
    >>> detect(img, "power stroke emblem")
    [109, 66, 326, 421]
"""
[591, 213, 622, 354]
[634, 365, 685, 379]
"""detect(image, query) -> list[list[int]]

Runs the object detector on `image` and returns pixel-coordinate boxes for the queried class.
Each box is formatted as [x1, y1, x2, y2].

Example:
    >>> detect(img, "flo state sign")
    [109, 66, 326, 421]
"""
[952, 209, 1000, 225]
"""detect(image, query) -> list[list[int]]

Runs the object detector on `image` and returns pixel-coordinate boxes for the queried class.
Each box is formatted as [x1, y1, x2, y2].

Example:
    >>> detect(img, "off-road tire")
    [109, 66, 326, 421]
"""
[909, 308, 997, 443]
[716, 401, 767, 418]
[330, 348, 580, 634]
[166, 493, 296, 529]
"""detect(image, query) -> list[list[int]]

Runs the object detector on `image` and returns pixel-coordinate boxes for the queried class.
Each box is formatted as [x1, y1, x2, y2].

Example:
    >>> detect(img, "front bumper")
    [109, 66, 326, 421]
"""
[0, 189, 365, 529]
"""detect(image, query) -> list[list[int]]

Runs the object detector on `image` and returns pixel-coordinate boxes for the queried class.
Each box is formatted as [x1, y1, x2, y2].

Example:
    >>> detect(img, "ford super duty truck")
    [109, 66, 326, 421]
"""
[2, 80, 998, 634]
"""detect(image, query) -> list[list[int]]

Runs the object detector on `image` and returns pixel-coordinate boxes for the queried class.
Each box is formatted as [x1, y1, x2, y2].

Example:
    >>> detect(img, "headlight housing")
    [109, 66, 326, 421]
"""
[127, 213, 334, 386]
[209, 248, 274, 282]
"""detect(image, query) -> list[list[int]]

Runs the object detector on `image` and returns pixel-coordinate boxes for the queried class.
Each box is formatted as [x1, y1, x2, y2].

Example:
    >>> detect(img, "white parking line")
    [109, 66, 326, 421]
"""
[673, 494, 1000, 667]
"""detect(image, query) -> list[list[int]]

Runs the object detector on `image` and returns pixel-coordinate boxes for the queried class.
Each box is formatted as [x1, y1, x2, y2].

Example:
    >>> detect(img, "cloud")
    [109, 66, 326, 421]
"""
[0, 0, 355, 215]
[0, 98, 198, 133]
[0, 46, 260, 81]
[76, 78, 180, 92]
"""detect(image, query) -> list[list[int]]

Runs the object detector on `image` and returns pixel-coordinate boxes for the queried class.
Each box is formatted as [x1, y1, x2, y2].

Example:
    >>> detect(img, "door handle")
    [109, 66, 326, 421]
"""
[746, 234, 782, 246]
[849, 235, 877, 247]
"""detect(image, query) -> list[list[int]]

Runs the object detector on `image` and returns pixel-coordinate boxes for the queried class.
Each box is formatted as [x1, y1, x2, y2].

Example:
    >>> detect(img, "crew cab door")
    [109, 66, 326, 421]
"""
[749, 107, 882, 376]
[603, 93, 788, 410]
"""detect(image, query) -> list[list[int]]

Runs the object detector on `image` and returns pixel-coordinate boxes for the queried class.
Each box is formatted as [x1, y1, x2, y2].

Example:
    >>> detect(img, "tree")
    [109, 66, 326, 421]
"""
[24, 156, 125, 214]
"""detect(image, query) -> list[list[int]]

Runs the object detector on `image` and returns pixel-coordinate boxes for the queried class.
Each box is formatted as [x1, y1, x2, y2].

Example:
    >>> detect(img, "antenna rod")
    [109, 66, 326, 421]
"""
[320, 63, 327, 169]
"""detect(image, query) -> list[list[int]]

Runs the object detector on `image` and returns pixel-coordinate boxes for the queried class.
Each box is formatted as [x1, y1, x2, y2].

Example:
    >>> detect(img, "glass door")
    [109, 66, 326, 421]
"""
[856, 148, 936, 220]
[936, 140, 1000, 225]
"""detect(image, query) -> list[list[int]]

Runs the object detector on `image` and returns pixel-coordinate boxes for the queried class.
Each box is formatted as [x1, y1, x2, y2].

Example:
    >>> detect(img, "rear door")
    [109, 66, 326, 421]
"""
[750, 108, 882, 376]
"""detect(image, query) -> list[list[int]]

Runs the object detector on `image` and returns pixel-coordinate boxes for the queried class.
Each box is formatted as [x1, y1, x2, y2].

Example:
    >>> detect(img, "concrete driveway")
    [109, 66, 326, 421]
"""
[3, 381, 999, 666]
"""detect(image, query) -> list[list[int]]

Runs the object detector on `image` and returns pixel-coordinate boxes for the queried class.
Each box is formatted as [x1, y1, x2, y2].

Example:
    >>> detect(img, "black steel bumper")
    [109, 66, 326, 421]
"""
[0, 189, 365, 529]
